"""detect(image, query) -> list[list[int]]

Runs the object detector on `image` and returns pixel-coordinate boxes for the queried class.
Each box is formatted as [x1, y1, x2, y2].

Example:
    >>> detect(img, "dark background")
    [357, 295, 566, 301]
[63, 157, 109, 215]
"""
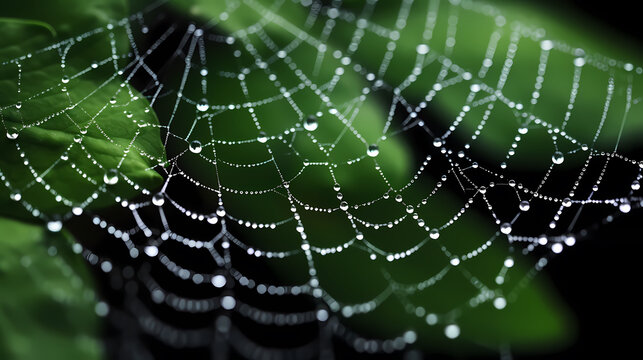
[514, 1, 642, 359]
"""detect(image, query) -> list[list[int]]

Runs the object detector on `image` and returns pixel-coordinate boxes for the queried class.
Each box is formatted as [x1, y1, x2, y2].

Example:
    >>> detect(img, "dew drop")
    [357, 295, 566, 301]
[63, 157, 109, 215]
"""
[500, 222, 512, 234]
[519, 200, 530, 211]
[152, 193, 165, 206]
[432, 138, 443, 147]
[540, 39, 554, 51]
[207, 214, 219, 224]
[444, 324, 460, 339]
[9, 190, 22, 201]
[15, 101, 22, 109]
[221, 295, 236, 310]
[103, 169, 119, 185]
[200, 67, 209, 76]
[632, 180, 640, 190]
[551, 151, 565, 165]
[212, 274, 227, 288]
[426, 313, 438, 325]
[144, 245, 159, 257]
[6, 127, 19, 140]
[60, 152, 69, 161]
[366, 144, 379, 157]
[416, 44, 429, 55]
[304, 116, 318, 131]
[339, 201, 349, 211]
[216, 206, 226, 217]
[189, 140, 202, 154]
[47, 220, 63, 232]
[493, 297, 507, 310]
[405, 205, 414, 214]
[574, 57, 585, 67]
[562, 197, 572, 207]
[61, 75, 70, 84]
[619, 201, 631, 213]
[429, 228, 440, 239]
[257, 131, 268, 143]
[196, 98, 209, 112]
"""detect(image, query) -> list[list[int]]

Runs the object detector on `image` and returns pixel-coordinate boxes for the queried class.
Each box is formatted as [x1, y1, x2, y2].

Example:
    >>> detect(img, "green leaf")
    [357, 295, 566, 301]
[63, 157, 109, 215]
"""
[0, 0, 165, 220]
[163, 0, 581, 353]
[0, 217, 103, 360]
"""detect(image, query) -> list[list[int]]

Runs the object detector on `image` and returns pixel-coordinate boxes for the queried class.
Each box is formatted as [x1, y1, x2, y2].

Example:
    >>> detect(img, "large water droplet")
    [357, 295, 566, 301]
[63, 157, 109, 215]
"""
[519, 200, 530, 211]
[619, 201, 631, 213]
[429, 228, 440, 239]
[257, 131, 268, 143]
[632, 180, 640, 190]
[444, 324, 460, 339]
[339, 201, 349, 211]
[552, 151, 565, 165]
[144, 245, 159, 257]
[493, 297, 507, 310]
[61, 75, 70, 84]
[500, 222, 512, 234]
[6, 127, 19, 140]
[152, 193, 165, 206]
[574, 57, 585, 67]
[216, 206, 226, 217]
[189, 140, 202, 154]
[367, 144, 379, 157]
[416, 44, 429, 55]
[562, 197, 572, 207]
[47, 220, 63, 232]
[212, 274, 227, 288]
[103, 169, 119, 185]
[432, 138, 443, 147]
[304, 116, 318, 131]
[196, 98, 209, 112]
[9, 190, 22, 201]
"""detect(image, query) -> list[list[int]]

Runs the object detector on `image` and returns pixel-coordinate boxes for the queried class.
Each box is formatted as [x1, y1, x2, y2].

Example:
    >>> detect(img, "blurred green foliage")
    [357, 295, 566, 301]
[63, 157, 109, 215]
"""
[0, 217, 102, 360]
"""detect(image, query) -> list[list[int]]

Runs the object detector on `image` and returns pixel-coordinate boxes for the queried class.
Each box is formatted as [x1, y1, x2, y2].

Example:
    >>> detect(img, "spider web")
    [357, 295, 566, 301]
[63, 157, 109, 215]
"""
[1, 0, 642, 358]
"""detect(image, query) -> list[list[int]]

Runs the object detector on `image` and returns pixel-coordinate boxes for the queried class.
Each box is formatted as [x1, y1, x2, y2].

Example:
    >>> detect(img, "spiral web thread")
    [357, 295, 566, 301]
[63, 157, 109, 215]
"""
[1, 0, 642, 357]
